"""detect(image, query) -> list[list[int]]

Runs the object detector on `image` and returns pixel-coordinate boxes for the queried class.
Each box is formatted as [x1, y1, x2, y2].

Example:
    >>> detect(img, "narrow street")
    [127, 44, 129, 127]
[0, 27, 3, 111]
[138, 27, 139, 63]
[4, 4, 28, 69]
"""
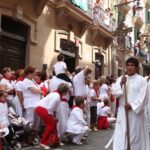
[24, 129, 113, 150]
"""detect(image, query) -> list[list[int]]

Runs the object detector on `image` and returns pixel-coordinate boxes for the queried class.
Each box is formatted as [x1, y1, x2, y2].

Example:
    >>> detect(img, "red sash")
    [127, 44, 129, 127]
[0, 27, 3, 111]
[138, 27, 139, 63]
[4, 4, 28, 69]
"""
[17, 77, 24, 81]
[97, 116, 109, 129]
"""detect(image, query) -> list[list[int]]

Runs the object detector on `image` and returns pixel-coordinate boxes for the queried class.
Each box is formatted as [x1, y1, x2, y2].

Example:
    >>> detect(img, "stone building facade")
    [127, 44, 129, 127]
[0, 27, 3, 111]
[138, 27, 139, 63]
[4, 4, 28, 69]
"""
[0, 0, 117, 78]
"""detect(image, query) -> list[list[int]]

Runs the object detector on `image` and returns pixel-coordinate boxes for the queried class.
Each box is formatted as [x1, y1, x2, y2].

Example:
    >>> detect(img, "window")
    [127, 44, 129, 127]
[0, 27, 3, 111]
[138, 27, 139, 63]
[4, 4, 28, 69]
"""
[55, 30, 83, 58]
[60, 39, 76, 57]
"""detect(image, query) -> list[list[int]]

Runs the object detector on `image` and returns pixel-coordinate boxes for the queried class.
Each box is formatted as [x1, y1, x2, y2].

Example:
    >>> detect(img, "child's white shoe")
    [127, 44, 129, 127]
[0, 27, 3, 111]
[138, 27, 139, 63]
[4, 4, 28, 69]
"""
[39, 143, 50, 149]
[72, 139, 83, 145]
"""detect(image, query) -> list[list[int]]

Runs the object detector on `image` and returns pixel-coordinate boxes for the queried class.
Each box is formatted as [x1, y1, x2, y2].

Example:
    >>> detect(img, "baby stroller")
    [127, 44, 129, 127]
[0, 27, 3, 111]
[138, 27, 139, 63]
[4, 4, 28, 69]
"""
[2, 107, 39, 150]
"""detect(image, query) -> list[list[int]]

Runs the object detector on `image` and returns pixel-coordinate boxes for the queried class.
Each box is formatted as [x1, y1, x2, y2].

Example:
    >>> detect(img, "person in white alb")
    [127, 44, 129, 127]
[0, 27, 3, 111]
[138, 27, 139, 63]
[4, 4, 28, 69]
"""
[145, 73, 150, 150]
[22, 66, 43, 130]
[99, 76, 110, 101]
[97, 98, 116, 130]
[89, 80, 100, 131]
[112, 57, 148, 150]
[73, 66, 92, 98]
[66, 97, 90, 145]
[35, 83, 70, 150]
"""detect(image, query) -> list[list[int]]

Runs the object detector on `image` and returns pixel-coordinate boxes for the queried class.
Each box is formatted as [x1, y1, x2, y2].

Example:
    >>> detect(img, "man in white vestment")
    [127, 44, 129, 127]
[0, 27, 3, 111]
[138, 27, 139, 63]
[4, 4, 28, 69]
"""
[145, 73, 150, 150]
[112, 57, 148, 150]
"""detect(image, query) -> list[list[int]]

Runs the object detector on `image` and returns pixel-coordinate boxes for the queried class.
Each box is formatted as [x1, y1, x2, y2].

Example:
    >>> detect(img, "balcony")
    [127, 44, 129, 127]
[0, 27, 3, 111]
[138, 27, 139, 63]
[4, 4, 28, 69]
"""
[53, 0, 116, 38]
[93, 6, 116, 33]
[54, 0, 93, 24]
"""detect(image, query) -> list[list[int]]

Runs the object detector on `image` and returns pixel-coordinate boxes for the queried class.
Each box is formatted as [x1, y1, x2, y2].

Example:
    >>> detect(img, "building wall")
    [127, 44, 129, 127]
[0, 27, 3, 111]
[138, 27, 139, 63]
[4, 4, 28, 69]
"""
[0, 0, 112, 78]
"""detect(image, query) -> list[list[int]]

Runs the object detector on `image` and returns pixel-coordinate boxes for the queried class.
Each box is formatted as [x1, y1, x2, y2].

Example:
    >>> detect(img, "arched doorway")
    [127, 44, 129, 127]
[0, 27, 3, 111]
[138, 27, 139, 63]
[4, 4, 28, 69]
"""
[0, 15, 28, 71]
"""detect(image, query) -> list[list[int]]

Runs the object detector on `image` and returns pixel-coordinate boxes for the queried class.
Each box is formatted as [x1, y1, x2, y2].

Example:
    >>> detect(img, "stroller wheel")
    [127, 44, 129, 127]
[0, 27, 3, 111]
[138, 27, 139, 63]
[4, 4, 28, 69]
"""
[14, 142, 22, 150]
[32, 138, 39, 145]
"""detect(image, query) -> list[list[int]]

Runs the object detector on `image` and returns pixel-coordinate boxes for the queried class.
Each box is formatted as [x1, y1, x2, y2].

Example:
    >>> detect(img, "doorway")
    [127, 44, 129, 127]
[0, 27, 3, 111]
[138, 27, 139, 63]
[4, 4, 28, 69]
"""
[0, 15, 28, 71]
[60, 39, 77, 73]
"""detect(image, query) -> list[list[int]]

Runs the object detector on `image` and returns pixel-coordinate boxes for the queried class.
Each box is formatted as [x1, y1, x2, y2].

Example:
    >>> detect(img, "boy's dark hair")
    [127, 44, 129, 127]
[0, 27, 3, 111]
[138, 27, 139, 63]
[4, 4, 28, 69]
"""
[126, 57, 139, 67]
[74, 96, 84, 106]
[75, 66, 82, 74]
[57, 83, 69, 94]
[0, 91, 4, 97]
[24, 66, 36, 75]
[57, 54, 64, 61]
[2, 67, 11, 75]
[40, 71, 47, 82]
[103, 98, 109, 106]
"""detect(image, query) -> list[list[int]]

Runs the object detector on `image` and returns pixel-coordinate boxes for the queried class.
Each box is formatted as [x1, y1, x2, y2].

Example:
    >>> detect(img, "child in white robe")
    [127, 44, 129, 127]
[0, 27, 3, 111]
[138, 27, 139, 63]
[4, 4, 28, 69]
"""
[97, 98, 116, 130]
[66, 96, 90, 145]
[53, 53, 72, 83]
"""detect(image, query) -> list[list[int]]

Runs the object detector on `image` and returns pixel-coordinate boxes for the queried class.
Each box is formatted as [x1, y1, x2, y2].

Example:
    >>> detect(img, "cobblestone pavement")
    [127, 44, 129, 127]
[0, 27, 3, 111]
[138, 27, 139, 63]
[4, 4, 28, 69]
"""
[24, 129, 113, 150]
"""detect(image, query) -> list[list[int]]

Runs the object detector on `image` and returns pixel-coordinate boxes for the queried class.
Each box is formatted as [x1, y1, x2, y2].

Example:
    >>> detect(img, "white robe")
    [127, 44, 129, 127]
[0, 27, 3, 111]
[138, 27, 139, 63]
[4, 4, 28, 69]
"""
[66, 107, 89, 134]
[112, 74, 148, 150]
[0, 102, 9, 127]
[144, 76, 150, 150]
[50, 76, 72, 138]
[13, 81, 23, 117]
[56, 101, 70, 138]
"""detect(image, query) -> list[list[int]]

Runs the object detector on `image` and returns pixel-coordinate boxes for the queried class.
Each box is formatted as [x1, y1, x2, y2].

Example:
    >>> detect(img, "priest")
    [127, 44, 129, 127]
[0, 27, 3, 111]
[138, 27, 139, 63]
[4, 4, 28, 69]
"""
[112, 57, 148, 150]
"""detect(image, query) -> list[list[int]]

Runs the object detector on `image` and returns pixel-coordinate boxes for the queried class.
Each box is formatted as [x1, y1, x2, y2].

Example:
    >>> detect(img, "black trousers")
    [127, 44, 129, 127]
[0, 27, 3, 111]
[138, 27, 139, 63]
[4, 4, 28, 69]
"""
[57, 73, 72, 84]
[90, 106, 97, 128]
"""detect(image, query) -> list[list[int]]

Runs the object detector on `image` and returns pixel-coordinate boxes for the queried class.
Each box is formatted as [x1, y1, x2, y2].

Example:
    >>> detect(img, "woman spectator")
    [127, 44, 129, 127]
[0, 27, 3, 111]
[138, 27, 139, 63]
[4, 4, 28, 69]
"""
[22, 66, 43, 131]
[13, 69, 25, 117]
[0, 67, 15, 103]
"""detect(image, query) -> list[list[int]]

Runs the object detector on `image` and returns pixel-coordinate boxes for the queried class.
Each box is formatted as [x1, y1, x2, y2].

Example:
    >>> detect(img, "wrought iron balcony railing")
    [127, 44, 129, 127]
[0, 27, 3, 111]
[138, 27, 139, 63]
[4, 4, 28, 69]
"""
[54, 0, 116, 32]
[93, 5, 116, 32]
